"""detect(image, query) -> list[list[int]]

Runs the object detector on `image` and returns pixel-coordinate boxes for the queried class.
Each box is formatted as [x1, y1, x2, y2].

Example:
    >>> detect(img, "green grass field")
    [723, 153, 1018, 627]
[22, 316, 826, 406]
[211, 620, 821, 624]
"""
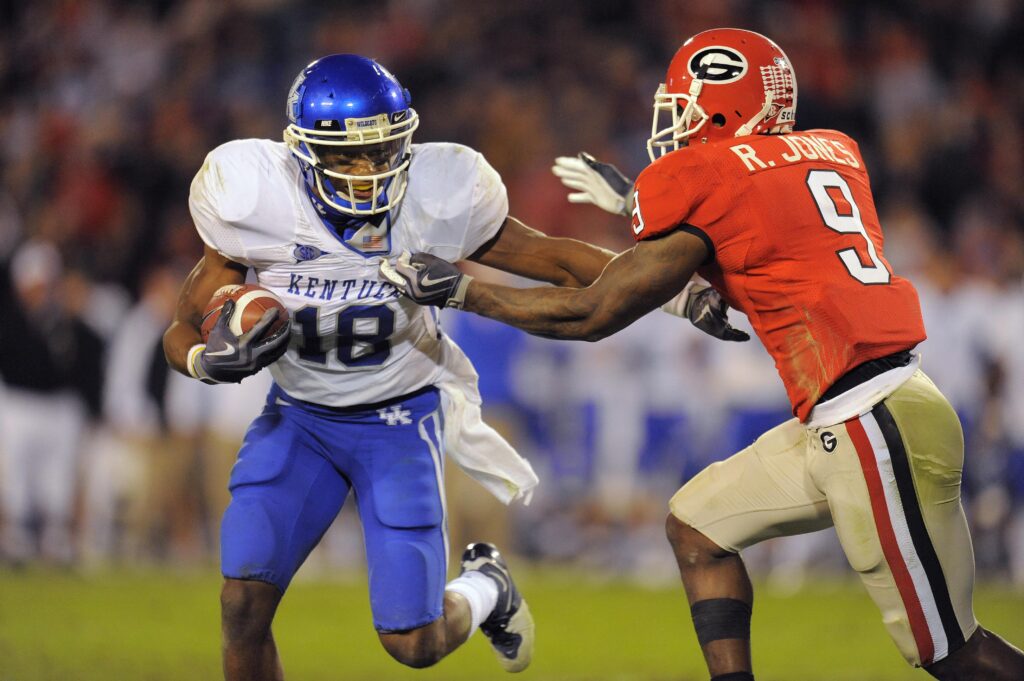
[1, 567, 1021, 681]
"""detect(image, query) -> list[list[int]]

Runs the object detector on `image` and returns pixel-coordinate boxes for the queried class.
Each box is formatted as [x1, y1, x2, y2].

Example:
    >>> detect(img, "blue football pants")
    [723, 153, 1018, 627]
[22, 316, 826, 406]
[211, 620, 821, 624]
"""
[221, 384, 448, 632]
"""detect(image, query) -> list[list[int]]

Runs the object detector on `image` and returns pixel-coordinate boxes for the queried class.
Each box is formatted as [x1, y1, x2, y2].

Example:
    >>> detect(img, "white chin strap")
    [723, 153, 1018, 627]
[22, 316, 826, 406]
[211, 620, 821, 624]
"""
[735, 90, 774, 138]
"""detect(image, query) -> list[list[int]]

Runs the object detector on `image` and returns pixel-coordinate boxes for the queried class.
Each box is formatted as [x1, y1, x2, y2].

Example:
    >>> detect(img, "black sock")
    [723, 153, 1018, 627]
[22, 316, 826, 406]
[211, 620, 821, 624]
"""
[711, 673, 754, 681]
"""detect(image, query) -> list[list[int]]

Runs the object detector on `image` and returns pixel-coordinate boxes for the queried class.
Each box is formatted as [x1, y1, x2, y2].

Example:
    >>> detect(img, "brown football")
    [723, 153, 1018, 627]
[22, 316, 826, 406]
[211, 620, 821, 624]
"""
[201, 284, 289, 342]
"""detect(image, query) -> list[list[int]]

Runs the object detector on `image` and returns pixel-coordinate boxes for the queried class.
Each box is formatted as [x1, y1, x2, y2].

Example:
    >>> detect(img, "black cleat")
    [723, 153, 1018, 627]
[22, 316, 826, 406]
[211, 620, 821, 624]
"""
[461, 542, 534, 673]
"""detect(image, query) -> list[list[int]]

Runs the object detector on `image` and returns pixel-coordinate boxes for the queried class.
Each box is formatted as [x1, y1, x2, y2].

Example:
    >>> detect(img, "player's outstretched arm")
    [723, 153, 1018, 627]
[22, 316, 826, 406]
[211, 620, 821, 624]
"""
[468, 151, 636, 287]
[470, 216, 747, 342]
[163, 245, 246, 376]
[384, 229, 708, 341]
[469, 216, 616, 287]
[467, 229, 707, 340]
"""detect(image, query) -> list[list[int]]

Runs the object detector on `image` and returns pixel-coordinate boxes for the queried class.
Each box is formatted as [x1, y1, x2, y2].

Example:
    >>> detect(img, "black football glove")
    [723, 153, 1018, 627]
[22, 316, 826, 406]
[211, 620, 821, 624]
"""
[662, 281, 750, 342]
[196, 299, 291, 384]
[378, 251, 472, 309]
[552, 152, 633, 216]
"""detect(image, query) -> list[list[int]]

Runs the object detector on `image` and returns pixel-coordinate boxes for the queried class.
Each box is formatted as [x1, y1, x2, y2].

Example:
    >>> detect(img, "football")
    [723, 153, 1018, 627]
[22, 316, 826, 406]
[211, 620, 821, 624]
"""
[201, 284, 289, 342]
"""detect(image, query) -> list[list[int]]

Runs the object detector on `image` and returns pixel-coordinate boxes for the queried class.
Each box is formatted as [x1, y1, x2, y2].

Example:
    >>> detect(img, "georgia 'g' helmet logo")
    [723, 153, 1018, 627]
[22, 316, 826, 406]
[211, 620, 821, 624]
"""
[688, 46, 748, 83]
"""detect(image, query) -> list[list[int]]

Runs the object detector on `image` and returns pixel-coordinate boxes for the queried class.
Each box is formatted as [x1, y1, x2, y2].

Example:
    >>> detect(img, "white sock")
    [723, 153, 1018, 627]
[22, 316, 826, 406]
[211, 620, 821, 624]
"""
[445, 570, 500, 637]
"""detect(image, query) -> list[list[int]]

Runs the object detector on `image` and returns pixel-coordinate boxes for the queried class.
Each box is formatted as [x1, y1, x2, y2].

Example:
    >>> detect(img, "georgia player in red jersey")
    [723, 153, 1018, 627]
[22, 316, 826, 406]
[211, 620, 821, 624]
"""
[381, 28, 1024, 681]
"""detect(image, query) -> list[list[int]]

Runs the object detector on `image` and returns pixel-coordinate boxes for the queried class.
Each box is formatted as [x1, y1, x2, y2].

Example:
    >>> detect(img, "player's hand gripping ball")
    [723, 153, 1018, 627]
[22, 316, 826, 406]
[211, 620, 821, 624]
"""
[195, 284, 291, 384]
[201, 284, 288, 341]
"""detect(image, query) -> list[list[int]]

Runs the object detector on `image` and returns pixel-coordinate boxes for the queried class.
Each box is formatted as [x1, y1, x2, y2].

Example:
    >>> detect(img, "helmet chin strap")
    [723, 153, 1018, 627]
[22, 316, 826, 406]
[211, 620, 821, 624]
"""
[735, 90, 775, 137]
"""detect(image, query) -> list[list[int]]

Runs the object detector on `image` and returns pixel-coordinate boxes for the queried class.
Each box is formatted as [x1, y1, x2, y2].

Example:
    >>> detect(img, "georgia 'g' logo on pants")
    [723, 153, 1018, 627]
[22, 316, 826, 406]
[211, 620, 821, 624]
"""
[669, 370, 978, 667]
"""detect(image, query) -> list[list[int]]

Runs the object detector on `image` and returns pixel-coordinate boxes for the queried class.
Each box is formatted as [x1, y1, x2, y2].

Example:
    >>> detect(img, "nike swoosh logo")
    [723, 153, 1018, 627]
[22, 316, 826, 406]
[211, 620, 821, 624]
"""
[421, 273, 457, 286]
[205, 346, 236, 357]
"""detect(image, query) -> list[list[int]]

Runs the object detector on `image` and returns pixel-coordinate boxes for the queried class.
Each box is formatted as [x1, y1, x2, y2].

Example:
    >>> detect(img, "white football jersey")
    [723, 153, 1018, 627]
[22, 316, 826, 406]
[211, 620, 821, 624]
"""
[189, 139, 508, 407]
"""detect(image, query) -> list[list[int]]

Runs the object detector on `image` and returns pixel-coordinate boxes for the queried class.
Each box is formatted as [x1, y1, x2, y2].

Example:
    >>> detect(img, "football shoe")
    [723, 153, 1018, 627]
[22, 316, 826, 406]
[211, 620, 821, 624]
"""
[460, 542, 534, 673]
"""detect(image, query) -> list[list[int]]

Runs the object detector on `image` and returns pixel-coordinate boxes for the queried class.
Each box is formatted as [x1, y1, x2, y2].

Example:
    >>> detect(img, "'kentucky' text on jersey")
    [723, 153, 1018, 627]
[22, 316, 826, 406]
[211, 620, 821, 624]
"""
[189, 139, 505, 407]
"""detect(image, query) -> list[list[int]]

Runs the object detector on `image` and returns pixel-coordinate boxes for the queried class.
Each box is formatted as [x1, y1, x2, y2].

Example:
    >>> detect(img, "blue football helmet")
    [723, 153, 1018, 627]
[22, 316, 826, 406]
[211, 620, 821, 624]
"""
[284, 54, 419, 217]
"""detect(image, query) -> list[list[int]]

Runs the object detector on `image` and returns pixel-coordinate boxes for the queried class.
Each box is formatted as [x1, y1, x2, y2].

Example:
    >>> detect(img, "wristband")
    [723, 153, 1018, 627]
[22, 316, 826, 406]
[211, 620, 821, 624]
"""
[186, 343, 209, 381]
[446, 274, 474, 310]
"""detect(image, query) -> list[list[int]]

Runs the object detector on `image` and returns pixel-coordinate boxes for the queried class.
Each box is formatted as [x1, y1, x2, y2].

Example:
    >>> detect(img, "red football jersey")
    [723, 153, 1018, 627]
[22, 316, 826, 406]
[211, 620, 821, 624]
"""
[631, 129, 926, 421]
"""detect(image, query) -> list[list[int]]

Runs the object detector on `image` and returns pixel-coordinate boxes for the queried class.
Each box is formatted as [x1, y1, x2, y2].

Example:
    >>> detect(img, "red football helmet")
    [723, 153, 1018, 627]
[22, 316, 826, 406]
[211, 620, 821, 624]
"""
[647, 28, 797, 160]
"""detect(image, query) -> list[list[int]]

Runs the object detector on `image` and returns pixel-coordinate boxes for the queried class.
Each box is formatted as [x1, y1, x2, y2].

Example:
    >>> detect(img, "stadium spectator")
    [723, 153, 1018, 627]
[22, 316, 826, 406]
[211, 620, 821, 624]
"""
[0, 239, 104, 565]
[0, 0, 1020, 591]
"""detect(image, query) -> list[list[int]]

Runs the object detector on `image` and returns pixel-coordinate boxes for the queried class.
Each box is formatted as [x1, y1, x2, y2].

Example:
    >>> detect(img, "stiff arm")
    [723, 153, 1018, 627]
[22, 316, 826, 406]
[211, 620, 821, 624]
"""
[469, 216, 617, 287]
[463, 228, 708, 341]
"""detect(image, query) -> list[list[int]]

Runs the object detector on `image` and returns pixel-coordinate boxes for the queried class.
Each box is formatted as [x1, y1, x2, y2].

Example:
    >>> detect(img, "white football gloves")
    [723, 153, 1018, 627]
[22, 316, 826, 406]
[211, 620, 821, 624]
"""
[551, 152, 633, 216]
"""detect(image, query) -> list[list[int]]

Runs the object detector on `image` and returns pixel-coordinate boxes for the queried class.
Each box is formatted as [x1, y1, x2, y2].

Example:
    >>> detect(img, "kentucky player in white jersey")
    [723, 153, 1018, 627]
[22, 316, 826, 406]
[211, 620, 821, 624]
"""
[166, 53, 735, 680]
[163, 53, 729, 681]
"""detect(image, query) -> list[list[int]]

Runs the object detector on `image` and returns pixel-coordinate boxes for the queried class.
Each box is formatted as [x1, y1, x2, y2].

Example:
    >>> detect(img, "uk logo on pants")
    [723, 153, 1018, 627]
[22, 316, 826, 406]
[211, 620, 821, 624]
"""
[378, 405, 412, 426]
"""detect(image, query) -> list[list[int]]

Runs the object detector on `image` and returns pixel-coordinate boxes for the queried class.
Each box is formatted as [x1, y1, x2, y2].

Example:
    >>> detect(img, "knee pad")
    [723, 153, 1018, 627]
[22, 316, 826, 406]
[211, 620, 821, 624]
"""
[221, 497, 285, 589]
[371, 456, 444, 529]
[369, 538, 446, 632]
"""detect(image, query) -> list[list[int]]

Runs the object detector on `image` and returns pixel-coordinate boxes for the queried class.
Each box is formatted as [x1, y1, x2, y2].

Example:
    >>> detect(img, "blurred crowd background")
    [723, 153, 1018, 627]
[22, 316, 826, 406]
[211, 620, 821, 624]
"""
[1, 0, 1023, 590]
